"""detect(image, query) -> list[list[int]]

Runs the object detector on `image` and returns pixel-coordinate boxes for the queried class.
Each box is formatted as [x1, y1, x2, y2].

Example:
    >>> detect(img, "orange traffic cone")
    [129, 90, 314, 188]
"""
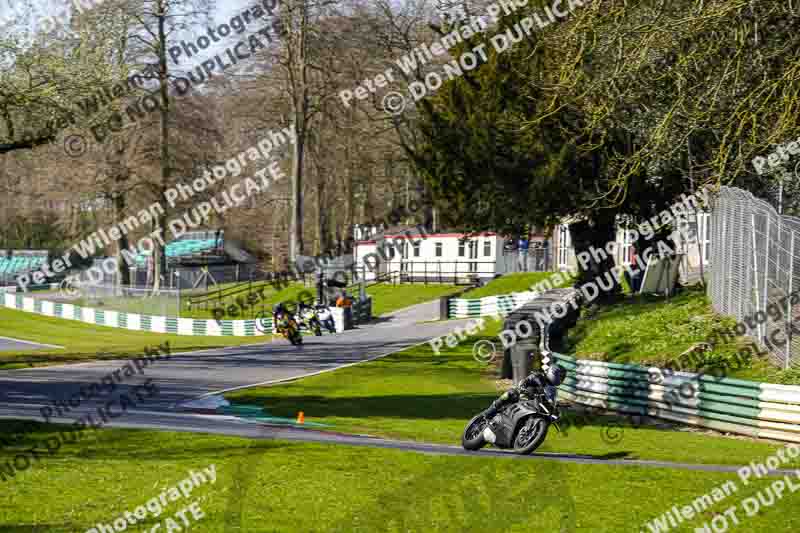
[296, 411, 305, 424]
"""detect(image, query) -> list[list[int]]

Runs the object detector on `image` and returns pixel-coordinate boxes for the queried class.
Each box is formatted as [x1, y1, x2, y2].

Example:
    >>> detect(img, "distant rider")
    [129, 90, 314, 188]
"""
[272, 302, 293, 331]
[483, 365, 567, 418]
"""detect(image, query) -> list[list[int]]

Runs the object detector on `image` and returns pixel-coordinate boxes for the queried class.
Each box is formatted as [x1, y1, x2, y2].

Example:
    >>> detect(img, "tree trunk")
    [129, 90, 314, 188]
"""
[113, 192, 131, 286]
[153, 0, 171, 293]
[290, 128, 305, 262]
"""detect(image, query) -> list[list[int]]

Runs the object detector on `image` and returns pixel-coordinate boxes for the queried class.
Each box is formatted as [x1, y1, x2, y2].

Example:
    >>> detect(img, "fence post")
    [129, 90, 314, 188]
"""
[787, 232, 795, 370]
[762, 215, 770, 343]
[750, 214, 762, 340]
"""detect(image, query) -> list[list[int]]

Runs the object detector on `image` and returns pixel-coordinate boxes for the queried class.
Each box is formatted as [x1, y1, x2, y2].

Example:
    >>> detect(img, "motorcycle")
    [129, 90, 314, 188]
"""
[315, 305, 336, 334]
[461, 393, 559, 455]
[274, 312, 303, 346]
[296, 305, 323, 336]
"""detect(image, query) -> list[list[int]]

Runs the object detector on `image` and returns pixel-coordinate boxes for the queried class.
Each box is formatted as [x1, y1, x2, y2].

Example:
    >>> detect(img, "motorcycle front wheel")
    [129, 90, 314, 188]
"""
[462, 414, 488, 451]
[512, 416, 549, 455]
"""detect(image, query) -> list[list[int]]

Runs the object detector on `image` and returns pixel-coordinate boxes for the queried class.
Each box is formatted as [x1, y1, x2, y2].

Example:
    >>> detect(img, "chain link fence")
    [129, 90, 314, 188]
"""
[75, 283, 184, 317]
[709, 186, 800, 369]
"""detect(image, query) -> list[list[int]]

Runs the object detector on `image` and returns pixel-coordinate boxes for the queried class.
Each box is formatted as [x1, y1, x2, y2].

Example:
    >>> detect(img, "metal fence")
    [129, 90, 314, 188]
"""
[74, 283, 187, 317]
[499, 248, 551, 273]
[709, 186, 800, 369]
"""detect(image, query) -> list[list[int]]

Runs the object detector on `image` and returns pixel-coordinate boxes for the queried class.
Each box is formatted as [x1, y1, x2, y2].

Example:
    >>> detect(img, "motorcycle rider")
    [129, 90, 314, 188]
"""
[272, 302, 294, 330]
[483, 364, 567, 419]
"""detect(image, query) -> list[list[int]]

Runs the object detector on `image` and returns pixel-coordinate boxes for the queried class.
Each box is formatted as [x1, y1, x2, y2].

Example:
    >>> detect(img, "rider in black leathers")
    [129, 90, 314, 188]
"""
[483, 365, 566, 418]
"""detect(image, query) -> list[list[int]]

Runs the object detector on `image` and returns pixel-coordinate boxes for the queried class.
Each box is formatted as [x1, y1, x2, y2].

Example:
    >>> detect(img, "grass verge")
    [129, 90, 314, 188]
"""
[0, 306, 271, 369]
[1, 422, 799, 532]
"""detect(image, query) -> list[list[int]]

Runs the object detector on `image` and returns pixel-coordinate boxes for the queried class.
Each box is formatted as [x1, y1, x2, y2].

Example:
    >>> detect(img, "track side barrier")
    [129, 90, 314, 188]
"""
[1, 292, 271, 336]
[546, 352, 800, 443]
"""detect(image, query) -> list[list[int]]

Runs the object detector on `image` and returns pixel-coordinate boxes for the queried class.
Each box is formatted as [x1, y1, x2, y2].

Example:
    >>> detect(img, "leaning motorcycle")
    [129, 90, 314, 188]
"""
[298, 306, 323, 336]
[461, 393, 558, 455]
[275, 314, 303, 346]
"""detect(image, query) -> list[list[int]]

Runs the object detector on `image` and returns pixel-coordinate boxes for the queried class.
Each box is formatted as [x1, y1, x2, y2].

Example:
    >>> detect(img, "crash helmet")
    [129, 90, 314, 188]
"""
[545, 364, 567, 386]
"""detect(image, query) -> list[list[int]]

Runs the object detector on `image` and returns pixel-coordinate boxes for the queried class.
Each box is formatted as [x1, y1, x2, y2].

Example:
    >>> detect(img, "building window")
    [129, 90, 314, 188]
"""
[557, 225, 571, 270]
[413, 242, 421, 257]
[483, 240, 492, 257]
[435, 242, 443, 257]
[458, 241, 465, 257]
[618, 222, 635, 266]
[468, 240, 478, 272]
[388, 246, 395, 259]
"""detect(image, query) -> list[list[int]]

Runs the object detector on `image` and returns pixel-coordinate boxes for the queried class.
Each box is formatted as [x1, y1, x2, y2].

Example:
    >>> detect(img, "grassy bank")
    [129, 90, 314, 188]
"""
[364, 283, 461, 316]
[566, 285, 797, 383]
[0, 307, 271, 370]
[460, 272, 568, 299]
[1, 421, 799, 532]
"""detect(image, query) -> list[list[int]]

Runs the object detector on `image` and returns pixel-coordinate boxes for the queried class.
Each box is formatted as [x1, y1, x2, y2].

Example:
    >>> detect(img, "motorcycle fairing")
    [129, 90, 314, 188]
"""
[489, 401, 543, 448]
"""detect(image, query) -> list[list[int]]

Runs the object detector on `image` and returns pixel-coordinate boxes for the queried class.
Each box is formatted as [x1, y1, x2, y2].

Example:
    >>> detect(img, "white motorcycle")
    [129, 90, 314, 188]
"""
[315, 305, 336, 334]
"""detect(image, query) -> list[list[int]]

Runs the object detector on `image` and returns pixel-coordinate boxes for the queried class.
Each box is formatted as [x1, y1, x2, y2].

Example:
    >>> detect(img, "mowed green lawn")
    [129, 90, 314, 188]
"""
[1, 421, 800, 532]
[0, 306, 271, 369]
[364, 282, 461, 316]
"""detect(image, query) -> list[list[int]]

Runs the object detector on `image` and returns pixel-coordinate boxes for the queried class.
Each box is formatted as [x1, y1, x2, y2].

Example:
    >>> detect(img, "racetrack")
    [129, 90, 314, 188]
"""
[0, 335, 61, 352]
[0, 300, 469, 424]
[0, 300, 791, 475]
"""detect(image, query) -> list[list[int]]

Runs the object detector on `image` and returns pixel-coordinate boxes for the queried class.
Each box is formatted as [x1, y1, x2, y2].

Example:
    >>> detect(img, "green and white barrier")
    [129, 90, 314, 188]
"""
[546, 352, 800, 443]
[2, 292, 272, 336]
[448, 291, 539, 319]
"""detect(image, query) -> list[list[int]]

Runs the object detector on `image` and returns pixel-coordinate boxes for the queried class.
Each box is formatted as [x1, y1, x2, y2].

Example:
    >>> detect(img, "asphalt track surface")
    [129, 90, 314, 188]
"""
[0, 301, 793, 476]
[0, 335, 60, 352]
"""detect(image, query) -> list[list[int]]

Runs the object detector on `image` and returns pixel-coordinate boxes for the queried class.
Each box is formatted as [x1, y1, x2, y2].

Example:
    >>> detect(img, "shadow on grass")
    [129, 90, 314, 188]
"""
[229, 392, 500, 421]
[0, 525, 72, 532]
[0, 420, 288, 463]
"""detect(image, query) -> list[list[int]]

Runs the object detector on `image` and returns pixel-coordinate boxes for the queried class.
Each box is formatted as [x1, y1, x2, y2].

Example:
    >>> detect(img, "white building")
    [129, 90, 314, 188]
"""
[353, 227, 523, 283]
[551, 212, 711, 279]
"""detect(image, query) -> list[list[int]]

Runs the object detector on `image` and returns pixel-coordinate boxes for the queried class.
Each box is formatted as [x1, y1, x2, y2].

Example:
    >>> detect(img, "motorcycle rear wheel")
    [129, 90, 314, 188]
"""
[462, 414, 488, 450]
[512, 416, 549, 455]
[287, 330, 302, 346]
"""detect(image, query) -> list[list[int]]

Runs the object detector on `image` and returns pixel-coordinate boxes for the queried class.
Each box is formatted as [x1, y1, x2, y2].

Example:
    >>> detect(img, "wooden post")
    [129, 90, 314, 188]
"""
[787, 232, 795, 370]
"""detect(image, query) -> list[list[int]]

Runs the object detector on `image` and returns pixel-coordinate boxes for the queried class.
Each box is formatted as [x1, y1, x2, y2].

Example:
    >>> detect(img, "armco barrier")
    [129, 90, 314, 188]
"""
[546, 352, 800, 443]
[1, 292, 272, 336]
[448, 290, 540, 319]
